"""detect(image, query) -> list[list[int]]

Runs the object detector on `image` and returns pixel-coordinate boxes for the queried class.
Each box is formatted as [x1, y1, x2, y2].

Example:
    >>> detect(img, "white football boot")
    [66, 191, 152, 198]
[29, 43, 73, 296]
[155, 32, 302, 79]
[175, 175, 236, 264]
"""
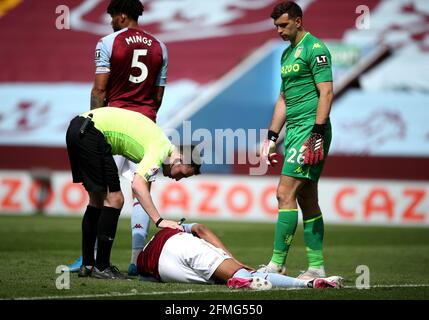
[227, 276, 272, 291]
[297, 266, 326, 280]
[256, 261, 287, 275]
[310, 276, 344, 289]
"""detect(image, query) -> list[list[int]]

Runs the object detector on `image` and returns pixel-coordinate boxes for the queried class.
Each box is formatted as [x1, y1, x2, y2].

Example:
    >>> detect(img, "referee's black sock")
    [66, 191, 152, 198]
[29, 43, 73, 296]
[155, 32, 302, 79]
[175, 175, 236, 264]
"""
[95, 206, 121, 271]
[82, 205, 101, 266]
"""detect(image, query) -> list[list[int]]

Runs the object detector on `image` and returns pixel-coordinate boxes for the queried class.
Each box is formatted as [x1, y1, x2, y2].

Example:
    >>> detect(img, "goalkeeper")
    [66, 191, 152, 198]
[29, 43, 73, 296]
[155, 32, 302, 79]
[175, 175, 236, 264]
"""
[259, 1, 334, 279]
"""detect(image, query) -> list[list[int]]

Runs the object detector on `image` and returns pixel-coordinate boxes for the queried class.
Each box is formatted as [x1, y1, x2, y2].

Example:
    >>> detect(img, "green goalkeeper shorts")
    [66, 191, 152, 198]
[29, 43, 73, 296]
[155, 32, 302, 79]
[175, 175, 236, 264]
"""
[281, 121, 332, 181]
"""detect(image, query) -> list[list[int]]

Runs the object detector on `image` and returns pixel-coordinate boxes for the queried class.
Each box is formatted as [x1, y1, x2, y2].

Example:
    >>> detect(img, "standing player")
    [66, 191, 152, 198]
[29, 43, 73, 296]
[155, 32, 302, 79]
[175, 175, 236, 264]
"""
[136, 222, 343, 289]
[65, 0, 168, 276]
[259, 1, 334, 279]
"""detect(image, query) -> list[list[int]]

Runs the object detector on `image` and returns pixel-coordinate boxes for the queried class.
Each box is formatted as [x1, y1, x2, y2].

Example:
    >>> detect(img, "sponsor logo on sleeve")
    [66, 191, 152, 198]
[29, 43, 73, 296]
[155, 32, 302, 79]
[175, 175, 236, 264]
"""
[315, 55, 328, 66]
[95, 49, 101, 60]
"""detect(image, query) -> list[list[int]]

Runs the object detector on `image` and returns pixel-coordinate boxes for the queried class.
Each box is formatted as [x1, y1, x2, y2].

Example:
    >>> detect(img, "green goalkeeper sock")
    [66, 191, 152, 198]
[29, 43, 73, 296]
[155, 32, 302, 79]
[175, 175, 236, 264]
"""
[270, 209, 298, 266]
[303, 213, 325, 268]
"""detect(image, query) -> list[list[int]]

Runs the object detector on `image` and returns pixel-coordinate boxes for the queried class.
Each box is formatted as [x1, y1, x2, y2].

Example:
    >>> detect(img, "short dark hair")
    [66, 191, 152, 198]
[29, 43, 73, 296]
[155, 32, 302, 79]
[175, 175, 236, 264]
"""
[271, 1, 303, 20]
[179, 145, 202, 175]
[107, 0, 144, 21]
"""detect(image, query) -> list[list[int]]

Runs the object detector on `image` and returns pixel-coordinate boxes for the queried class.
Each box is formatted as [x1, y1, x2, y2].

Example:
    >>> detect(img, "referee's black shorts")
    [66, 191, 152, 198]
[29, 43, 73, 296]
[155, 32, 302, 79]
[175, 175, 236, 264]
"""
[65, 116, 120, 193]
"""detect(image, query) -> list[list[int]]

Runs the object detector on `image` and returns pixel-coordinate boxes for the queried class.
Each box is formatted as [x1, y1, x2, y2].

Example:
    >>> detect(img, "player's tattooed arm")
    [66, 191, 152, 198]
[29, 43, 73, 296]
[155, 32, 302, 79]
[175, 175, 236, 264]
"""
[153, 86, 165, 109]
[90, 73, 110, 110]
[90, 92, 105, 110]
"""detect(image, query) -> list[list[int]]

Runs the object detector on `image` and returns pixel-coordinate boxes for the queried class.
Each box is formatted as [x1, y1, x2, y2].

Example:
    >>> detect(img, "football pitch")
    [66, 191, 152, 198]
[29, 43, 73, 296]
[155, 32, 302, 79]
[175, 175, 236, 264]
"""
[0, 215, 428, 300]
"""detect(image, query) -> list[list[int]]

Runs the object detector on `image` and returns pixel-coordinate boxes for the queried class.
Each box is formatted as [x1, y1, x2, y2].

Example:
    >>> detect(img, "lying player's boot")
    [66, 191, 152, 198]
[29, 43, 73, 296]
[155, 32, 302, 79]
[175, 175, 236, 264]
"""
[256, 261, 287, 275]
[227, 277, 272, 290]
[249, 277, 273, 290]
[61, 256, 83, 273]
[297, 266, 326, 280]
[307, 276, 343, 289]
[78, 265, 93, 278]
[128, 263, 138, 276]
[91, 265, 128, 280]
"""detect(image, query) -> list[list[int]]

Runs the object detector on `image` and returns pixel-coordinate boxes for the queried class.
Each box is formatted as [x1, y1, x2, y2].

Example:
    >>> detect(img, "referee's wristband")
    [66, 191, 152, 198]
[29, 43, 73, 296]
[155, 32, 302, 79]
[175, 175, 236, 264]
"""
[267, 130, 279, 143]
[155, 218, 164, 228]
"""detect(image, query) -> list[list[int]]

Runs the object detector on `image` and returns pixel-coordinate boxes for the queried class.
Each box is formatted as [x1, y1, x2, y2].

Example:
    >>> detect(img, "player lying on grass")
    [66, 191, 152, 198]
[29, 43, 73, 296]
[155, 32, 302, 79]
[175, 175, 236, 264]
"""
[136, 222, 343, 290]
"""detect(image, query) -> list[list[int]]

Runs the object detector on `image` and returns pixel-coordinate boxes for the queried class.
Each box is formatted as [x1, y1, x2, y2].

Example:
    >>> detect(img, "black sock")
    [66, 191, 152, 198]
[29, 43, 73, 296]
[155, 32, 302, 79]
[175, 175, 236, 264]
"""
[95, 206, 121, 271]
[82, 206, 101, 266]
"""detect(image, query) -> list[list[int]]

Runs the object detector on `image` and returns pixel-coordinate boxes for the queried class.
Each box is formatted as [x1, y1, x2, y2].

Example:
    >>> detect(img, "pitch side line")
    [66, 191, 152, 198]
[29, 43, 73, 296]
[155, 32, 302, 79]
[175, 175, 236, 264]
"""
[352, 284, 429, 289]
[8, 288, 237, 300]
[5, 284, 429, 300]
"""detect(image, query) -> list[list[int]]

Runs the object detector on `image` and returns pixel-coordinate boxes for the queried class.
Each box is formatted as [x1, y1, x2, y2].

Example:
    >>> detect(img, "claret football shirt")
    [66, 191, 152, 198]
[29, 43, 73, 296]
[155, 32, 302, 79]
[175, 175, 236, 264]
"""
[95, 28, 168, 121]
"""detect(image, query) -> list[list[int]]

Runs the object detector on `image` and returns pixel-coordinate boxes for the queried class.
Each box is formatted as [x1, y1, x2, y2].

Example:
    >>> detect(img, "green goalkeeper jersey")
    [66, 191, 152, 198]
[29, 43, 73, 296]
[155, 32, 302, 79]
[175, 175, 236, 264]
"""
[81, 107, 174, 181]
[280, 32, 333, 126]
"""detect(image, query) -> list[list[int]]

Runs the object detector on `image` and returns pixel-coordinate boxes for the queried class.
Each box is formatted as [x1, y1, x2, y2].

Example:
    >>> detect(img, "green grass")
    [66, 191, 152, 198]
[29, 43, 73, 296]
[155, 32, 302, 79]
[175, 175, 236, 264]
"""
[0, 215, 428, 300]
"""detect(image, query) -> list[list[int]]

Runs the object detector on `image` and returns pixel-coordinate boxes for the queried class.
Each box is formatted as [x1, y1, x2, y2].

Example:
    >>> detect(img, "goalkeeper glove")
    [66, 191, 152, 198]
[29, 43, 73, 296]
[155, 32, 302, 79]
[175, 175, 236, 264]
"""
[261, 130, 279, 166]
[302, 124, 325, 165]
